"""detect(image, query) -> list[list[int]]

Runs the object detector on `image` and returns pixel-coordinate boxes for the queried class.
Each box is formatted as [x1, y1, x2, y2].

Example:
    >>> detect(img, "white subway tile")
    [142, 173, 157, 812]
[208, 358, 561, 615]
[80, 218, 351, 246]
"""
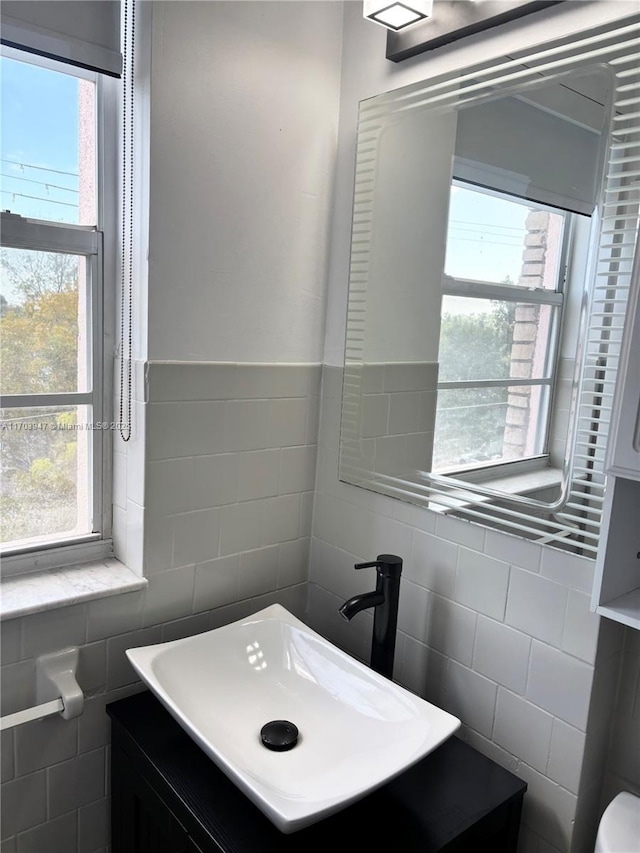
[0, 771, 46, 836]
[125, 499, 145, 574]
[125, 401, 146, 506]
[300, 491, 315, 539]
[278, 538, 309, 588]
[113, 450, 127, 509]
[444, 660, 497, 738]
[474, 615, 531, 694]
[161, 613, 211, 643]
[173, 508, 221, 566]
[1, 729, 14, 783]
[143, 514, 175, 573]
[263, 494, 301, 546]
[517, 762, 577, 852]
[410, 530, 457, 598]
[47, 748, 105, 818]
[268, 398, 308, 447]
[547, 718, 586, 794]
[14, 716, 77, 777]
[539, 548, 595, 594]
[454, 549, 510, 620]
[78, 797, 110, 853]
[142, 565, 195, 627]
[493, 688, 553, 773]
[427, 595, 476, 666]
[527, 641, 593, 730]
[106, 626, 161, 690]
[16, 813, 77, 853]
[391, 501, 436, 534]
[147, 362, 238, 402]
[279, 445, 317, 495]
[505, 569, 568, 648]
[78, 695, 111, 754]
[238, 449, 281, 502]
[239, 546, 280, 599]
[398, 636, 447, 706]
[484, 529, 542, 572]
[146, 453, 239, 515]
[398, 580, 431, 645]
[219, 500, 268, 555]
[1, 619, 21, 665]
[20, 604, 87, 660]
[223, 400, 272, 451]
[86, 591, 144, 642]
[193, 555, 240, 612]
[435, 514, 486, 551]
[0, 661, 36, 717]
[561, 590, 600, 664]
[146, 401, 226, 460]
[361, 394, 390, 438]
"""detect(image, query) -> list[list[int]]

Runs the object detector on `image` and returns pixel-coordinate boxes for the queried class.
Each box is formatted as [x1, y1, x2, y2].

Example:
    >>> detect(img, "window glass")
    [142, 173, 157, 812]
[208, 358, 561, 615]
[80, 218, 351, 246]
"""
[444, 184, 565, 288]
[438, 297, 556, 383]
[0, 248, 88, 394]
[433, 385, 549, 471]
[0, 56, 96, 225]
[0, 405, 92, 548]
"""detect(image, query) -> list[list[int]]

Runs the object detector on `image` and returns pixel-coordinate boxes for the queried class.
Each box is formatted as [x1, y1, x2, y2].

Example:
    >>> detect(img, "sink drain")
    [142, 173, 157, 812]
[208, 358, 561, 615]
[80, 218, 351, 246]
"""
[260, 720, 299, 751]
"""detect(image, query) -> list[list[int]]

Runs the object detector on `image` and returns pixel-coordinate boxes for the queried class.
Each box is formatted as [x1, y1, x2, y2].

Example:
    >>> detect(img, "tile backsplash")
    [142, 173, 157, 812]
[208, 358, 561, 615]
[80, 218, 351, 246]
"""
[1, 361, 320, 852]
[308, 365, 624, 853]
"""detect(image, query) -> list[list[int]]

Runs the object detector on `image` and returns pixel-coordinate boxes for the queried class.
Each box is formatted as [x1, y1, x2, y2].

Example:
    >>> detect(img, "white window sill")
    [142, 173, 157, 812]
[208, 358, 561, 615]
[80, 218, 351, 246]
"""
[0, 559, 148, 621]
[431, 466, 563, 513]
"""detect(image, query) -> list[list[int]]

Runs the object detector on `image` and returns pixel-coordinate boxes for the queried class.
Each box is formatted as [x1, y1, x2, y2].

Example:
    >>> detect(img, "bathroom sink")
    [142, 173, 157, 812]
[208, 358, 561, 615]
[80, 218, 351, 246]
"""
[126, 603, 460, 833]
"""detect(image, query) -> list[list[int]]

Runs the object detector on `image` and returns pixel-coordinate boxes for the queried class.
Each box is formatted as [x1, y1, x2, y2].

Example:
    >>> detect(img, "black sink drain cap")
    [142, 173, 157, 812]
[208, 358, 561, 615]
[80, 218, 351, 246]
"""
[260, 720, 299, 751]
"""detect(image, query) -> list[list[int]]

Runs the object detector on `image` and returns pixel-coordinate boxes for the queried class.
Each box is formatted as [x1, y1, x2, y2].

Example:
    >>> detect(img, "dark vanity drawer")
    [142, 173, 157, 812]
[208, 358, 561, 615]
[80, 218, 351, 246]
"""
[108, 691, 526, 853]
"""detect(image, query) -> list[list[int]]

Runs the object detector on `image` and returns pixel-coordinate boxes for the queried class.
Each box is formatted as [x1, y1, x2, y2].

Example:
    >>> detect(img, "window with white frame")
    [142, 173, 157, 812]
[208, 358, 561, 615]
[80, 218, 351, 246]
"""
[432, 180, 575, 475]
[0, 49, 114, 559]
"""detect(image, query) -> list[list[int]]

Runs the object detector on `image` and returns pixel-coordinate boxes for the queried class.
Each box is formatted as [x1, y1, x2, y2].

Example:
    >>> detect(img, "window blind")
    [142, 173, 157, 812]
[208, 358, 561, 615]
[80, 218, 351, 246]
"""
[1, 0, 121, 77]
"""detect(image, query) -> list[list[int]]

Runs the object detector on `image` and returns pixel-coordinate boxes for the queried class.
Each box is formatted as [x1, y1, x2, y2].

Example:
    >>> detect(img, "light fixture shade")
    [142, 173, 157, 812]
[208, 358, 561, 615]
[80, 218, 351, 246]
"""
[363, 0, 433, 31]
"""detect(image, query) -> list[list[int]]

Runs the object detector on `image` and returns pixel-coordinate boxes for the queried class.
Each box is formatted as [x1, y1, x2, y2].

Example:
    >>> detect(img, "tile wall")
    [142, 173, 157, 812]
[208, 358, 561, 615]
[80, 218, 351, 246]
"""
[308, 365, 624, 853]
[0, 362, 320, 852]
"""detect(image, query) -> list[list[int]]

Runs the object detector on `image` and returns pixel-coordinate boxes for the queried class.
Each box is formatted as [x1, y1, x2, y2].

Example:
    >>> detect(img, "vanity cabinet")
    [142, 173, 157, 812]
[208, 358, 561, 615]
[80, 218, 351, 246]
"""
[591, 260, 640, 630]
[108, 691, 527, 853]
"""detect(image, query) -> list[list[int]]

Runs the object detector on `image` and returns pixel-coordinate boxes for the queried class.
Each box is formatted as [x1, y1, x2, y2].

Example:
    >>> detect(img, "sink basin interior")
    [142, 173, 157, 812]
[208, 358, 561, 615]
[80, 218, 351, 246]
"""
[126, 603, 460, 833]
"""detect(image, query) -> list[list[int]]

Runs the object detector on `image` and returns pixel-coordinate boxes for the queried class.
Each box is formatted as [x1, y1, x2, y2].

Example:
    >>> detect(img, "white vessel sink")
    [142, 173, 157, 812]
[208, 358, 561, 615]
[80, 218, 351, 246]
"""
[126, 603, 460, 833]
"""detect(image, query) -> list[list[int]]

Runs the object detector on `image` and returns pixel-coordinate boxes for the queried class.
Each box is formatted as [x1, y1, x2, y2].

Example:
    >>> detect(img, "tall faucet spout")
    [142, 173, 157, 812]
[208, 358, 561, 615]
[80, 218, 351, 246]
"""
[339, 590, 385, 621]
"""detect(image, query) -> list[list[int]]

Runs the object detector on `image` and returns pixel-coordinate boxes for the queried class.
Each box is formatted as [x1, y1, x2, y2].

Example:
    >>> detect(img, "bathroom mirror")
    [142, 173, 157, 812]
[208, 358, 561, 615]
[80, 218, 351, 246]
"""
[339, 18, 640, 556]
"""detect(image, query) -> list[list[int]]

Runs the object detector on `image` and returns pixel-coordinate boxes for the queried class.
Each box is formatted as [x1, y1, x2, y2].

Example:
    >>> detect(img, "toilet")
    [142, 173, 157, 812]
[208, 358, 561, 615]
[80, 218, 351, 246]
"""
[595, 792, 640, 852]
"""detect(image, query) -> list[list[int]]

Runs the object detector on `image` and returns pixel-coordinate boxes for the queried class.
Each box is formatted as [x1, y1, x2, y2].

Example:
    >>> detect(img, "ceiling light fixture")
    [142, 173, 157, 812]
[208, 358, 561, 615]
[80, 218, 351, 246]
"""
[363, 0, 434, 31]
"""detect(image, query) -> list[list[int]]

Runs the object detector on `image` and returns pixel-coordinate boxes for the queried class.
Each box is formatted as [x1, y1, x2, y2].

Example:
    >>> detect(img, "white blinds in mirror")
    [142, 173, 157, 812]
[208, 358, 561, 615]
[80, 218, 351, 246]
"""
[342, 19, 640, 556]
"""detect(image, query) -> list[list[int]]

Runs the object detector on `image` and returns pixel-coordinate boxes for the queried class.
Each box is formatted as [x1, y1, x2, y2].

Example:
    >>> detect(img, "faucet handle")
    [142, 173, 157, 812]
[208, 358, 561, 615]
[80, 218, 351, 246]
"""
[354, 555, 403, 578]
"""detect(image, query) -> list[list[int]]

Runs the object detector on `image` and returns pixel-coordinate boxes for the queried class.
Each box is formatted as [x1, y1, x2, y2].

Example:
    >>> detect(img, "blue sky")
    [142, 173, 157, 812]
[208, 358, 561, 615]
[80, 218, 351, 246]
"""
[1, 55, 80, 225]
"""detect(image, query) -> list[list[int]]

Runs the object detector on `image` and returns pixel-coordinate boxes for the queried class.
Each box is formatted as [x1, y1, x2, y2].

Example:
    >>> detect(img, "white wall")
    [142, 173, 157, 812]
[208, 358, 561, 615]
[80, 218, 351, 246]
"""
[146, 0, 342, 362]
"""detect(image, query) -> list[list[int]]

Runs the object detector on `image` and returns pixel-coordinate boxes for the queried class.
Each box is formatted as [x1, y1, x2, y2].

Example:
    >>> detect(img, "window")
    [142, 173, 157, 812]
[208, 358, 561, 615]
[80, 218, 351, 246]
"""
[0, 50, 114, 562]
[432, 181, 571, 475]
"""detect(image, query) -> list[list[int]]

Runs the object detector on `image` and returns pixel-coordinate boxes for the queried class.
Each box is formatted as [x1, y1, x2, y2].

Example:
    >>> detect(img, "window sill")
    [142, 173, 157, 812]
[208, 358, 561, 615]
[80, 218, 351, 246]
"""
[431, 466, 563, 513]
[0, 559, 148, 621]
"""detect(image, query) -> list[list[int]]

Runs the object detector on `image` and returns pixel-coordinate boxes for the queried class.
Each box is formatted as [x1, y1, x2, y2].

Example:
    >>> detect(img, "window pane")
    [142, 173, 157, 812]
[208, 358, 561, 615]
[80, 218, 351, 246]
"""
[432, 385, 549, 471]
[0, 56, 96, 225]
[445, 184, 565, 288]
[438, 297, 556, 382]
[0, 248, 89, 394]
[0, 406, 92, 547]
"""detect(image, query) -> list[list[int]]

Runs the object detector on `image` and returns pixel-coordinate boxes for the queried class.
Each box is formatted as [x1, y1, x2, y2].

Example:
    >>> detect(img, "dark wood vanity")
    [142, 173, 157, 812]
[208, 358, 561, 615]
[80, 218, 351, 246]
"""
[108, 691, 527, 852]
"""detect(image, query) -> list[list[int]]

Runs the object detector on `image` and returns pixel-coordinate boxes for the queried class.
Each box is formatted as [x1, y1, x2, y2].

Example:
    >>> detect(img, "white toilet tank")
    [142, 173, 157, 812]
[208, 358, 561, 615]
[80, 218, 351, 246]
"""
[595, 792, 640, 853]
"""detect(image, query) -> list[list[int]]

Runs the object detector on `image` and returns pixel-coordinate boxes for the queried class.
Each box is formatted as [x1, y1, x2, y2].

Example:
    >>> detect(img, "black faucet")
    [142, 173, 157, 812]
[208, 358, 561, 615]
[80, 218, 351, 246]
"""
[338, 554, 403, 680]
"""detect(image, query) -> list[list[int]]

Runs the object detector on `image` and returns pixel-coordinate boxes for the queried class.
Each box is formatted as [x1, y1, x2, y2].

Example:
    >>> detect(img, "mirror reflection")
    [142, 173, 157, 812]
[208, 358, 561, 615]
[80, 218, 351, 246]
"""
[339, 62, 621, 543]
